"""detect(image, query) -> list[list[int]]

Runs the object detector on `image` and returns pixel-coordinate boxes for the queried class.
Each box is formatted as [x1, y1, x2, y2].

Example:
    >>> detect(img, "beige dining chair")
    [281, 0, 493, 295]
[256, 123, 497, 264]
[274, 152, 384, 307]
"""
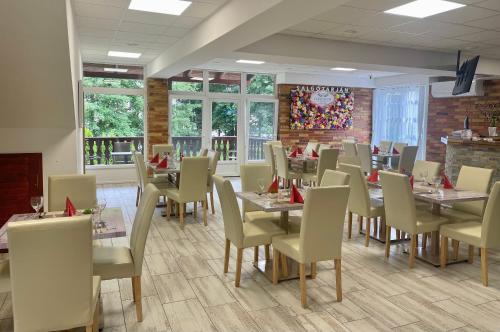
[440, 181, 500, 286]
[273, 145, 301, 188]
[390, 142, 408, 168]
[337, 155, 361, 167]
[379, 171, 451, 268]
[8, 216, 100, 332]
[206, 150, 221, 214]
[152, 144, 173, 157]
[379, 140, 393, 154]
[199, 148, 208, 157]
[272, 186, 350, 307]
[134, 152, 173, 206]
[48, 174, 96, 212]
[318, 143, 331, 151]
[214, 175, 286, 287]
[320, 170, 350, 187]
[93, 183, 160, 322]
[342, 140, 357, 156]
[412, 160, 441, 181]
[302, 148, 339, 186]
[263, 143, 276, 177]
[165, 157, 209, 228]
[0, 260, 9, 293]
[356, 143, 373, 175]
[267, 140, 282, 147]
[304, 141, 320, 155]
[397, 145, 418, 173]
[339, 163, 384, 244]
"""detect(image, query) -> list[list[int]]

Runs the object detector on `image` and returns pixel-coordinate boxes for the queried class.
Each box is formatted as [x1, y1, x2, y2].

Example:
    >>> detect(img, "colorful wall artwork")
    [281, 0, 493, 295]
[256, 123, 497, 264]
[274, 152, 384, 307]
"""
[290, 85, 354, 130]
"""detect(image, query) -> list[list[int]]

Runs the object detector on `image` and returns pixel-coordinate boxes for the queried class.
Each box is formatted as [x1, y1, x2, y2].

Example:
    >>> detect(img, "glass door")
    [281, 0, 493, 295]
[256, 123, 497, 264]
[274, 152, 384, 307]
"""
[209, 99, 241, 175]
[170, 98, 204, 157]
[246, 100, 277, 161]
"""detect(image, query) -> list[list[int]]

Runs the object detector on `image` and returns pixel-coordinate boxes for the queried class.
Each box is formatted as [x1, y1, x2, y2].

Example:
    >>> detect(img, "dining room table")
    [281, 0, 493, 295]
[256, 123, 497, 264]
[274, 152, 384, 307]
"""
[368, 180, 489, 266]
[287, 154, 318, 174]
[0, 207, 127, 253]
[235, 189, 308, 282]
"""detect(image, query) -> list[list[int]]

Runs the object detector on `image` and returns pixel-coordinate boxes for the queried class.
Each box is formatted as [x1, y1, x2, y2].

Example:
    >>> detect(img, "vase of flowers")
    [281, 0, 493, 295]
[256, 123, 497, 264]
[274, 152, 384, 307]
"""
[481, 104, 499, 137]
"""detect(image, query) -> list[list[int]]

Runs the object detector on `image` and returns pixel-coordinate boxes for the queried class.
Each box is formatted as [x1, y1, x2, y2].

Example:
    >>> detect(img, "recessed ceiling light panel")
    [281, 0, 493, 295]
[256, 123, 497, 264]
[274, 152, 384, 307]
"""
[129, 0, 192, 16]
[108, 51, 142, 59]
[331, 67, 357, 71]
[236, 59, 265, 65]
[384, 0, 465, 18]
[104, 68, 129, 73]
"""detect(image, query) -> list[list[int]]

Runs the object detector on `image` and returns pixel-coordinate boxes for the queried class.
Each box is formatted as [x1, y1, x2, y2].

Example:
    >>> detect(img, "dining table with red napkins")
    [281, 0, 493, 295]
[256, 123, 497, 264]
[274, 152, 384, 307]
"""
[373, 145, 380, 155]
[268, 177, 279, 193]
[157, 157, 168, 169]
[65, 197, 76, 217]
[289, 185, 304, 204]
[367, 170, 379, 183]
[289, 147, 303, 158]
[150, 153, 160, 164]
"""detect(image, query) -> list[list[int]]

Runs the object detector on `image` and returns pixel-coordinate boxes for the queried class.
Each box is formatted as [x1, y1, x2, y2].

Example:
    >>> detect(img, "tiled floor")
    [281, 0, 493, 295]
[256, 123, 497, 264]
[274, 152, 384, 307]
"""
[1, 180, 500, 331]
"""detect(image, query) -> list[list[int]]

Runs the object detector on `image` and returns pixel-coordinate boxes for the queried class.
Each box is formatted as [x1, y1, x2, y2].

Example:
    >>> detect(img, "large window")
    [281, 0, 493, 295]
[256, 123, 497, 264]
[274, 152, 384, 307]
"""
[372, 86, 428, 160]
[168, 70, 204, 93]
[170, 98, 203, 157]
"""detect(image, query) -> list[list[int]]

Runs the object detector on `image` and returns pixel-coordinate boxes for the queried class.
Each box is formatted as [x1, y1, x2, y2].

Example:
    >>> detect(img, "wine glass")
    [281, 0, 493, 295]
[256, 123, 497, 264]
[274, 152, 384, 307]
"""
[94, 199, 107, 228]
[257, 179, 266, 194]
[432, 176, 441, 193]
[420, 170, 428, 184]
[30, 196, 43, 218]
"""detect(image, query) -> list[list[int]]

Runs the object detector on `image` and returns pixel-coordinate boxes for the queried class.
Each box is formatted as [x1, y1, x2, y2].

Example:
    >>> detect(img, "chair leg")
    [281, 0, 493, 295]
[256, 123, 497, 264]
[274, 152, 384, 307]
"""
[348, 212, 353, 239]
[166, 199, 172, 220]
[396, 229, 401, 240]
[385, 226, 391, 259]
[135, 186, 141, 207]
[364, 218, 371, 247]
[93, 294, 100, 332]
[210, 191, 215, 214]
[281, 253, 288, 277]
[373, 217, 378, 238]
[422, 232, 428, 250]
[254, 246, 259, 263]
[452, 240, 459, 260]
[265, 244, 270, 260]
[132, 276, 143, 322]
[202, 199, 208, 226]
[235, 248, 243, 287]
[334, 258, 342, 302]
[468, 245, 474, 264]
[481, 248, 488, 286]
[224, 239, 230, 273]
[311, 262, 317, 279]
[193, 201, 197, 218]
[179, 203, 185, 228]
[273, 248, 279, 285]
[440, 236, 448, 269]
[358, 215, 363, 234]
[409, 234, 417, 268]
[299, 263, 307, 308]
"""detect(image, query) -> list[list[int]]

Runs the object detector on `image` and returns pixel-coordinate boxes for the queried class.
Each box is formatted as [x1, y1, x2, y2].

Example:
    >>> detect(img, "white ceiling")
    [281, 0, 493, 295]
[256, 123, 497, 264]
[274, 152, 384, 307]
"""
[284, 0, 500, 59]
[73, 0, 229, 64]
[199, 58, 400, 78]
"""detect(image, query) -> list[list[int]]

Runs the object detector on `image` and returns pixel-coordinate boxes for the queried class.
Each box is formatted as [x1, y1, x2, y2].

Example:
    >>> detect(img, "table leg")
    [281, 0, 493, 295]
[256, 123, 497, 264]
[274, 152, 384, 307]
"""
[430, 203, 440, 256]
[280, 211, 289, 232]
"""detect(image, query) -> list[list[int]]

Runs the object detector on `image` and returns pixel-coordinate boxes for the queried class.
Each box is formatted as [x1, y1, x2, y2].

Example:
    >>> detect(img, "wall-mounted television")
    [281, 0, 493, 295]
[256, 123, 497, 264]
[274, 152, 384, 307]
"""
[452, 51, 480, 96]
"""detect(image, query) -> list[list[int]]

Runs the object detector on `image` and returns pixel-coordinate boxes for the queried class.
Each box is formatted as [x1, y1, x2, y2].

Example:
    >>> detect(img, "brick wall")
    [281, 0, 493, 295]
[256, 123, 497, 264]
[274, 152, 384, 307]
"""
[277, 84, 373, 148]
[146, 78, 169, 158]
[426, 80, 500, 164]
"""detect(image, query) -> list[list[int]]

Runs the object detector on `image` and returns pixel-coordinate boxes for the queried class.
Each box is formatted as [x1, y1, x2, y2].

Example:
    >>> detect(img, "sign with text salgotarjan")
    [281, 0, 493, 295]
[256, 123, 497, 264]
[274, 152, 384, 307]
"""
[290, 85, 354, 130]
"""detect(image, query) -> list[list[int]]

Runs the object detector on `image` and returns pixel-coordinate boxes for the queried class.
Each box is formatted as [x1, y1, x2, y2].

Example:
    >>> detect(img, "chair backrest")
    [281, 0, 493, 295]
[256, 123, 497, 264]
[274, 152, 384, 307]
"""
[48, 174, 96, 212]
[481, 181, 500, 248]
[299, 186, 350, 262]
[9, 216, 93, 331]
[207, 150, 221, 191]
[114, 141, 131, 152]
[267, 140, 282, 146]
[178, 157, 209, 202]
[132, 152, 142, 186]
[152, 144, 173, 157]
[454, 166, 494, 216]
[318, 143, 331, 152]
[356, 143, 373, 174]
[199, 148, 208, 157]
[130, 183, 160, 276]
[391, 142, 408, 168]
[379, 171, 417, 234]
[304, 141, 320, 155]
[316, 148, 339, 184]
[337, 155, 361, 167]
[134, 153, 149, 189]
[263, 143, 276, 175]
[412, 160, 441, 181]
[240, 164, 273, 215]
[398, 146, 418, 173]
[379, 140, 392, 154]
[213, 176, 244, 247]
[342, 140, 357, 156]
[273, 145, 289, 179]
[320, 170, 350, 186]
[338, 164, 371, 216]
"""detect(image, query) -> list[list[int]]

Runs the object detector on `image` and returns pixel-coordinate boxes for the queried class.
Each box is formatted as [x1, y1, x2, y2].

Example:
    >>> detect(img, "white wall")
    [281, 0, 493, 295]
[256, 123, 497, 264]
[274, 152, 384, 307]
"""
[86, 166, 137, 185]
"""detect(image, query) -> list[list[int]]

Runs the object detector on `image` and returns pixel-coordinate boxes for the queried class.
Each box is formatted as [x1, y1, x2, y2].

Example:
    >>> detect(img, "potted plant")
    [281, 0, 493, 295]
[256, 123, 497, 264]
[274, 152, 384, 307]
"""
[480, 104, 500, 137]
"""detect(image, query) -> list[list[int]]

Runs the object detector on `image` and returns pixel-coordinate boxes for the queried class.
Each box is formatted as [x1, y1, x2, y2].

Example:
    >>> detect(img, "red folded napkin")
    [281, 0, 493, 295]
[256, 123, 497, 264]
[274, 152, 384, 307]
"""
[392, 147, 399, 154]
[268, 177, 279, 193]
[442, 175, 454, 189]
[288, 150, 297, 158]
[311, 150, 319, 158]
[367, 170, 379, 183]
[289, 185, 304, 204]
[373, 146, 379, 155]
[297, 147, 303, 155]
[157, 157, 168, 169]
[409, 175, 414, 190]
[65, 197, 76, 217]
[150, 153, 159, 163]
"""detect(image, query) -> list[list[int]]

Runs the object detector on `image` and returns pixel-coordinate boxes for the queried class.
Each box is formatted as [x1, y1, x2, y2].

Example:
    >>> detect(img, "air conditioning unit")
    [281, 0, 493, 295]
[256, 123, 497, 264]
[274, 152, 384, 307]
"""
[431, 80, 484, 98]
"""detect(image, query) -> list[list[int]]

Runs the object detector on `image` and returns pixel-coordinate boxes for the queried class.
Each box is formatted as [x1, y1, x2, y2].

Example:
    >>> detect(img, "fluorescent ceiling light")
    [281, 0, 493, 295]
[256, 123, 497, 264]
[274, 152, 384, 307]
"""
[384, 0, 465, 18]
[331, 67, 357, 71]
[236, 59, 265, 65]
[190, 77, 214, 81]
[108, 51, 141, 59]
[104, 68, 128, 73]
[129, 0, 192, 16]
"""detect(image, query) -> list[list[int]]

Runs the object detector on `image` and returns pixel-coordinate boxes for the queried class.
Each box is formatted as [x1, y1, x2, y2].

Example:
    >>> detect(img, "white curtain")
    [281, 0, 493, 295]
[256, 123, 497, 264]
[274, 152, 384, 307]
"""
[372, 85, 428, 160]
